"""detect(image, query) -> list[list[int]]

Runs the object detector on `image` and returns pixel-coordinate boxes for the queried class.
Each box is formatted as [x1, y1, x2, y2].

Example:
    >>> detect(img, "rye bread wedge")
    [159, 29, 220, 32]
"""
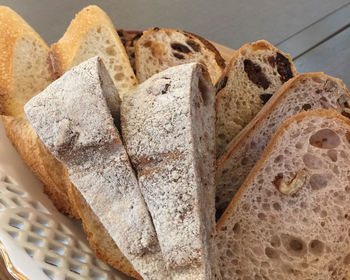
[50, 5, 137, 98]
[25, 57, 170, 280]
[0, 6, 78, 217]
[216, 109, 350, 280]
[121, 63, 218, 279]
[216, 73, 350, 219]
[135, 27, 225, 84]
[215, 40, 298, 157]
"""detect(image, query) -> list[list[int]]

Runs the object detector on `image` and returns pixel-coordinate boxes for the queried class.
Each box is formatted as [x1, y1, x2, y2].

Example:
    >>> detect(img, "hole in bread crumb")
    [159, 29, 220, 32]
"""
[232, 223, 240, 234]
[310, 174, 330, 191]
[343, 253, 350, 265]
[346, 131, 350, 144]
[265, 247, 279, 259]
[270, 235, 281, 248]
[257, 213, 266, 220]
[309, 129, 340, 149]
[327, 150, 338, 162]
[309, 240, 324, 256]
[303, 153, 323, 169]
[273, 202, 281, 211]
[281, 234, 306, 257]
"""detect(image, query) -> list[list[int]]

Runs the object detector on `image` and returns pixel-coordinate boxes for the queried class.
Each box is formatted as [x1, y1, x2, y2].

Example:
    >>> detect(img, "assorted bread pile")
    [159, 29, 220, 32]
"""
[1, 5, 350, 280]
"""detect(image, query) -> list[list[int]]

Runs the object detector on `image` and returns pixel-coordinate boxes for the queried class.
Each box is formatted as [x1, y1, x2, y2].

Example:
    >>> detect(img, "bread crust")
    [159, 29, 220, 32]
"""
[0, 6, 50, 116]
[217, 73, 349, 168]
[50, 5, 137, 98]
[217, 109, 350, 230]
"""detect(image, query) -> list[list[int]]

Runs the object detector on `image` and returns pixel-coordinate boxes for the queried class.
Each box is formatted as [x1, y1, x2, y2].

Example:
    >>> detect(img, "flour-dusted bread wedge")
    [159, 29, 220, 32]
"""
[0, 6, 79, 217]
[25, 57, 171, 280]
[215, 40, 298, 156]
[216, 73, 350, 218]
[122, 63, 218, 279]
[216, 109, 350, 279]
[50, 5, 137, 98]
[135, 27, 225, 84]
[117, 29, 143, 73]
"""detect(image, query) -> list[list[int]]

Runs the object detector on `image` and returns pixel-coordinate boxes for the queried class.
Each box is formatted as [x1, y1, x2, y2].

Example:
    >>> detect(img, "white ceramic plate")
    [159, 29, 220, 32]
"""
[0, 120, 132, 280]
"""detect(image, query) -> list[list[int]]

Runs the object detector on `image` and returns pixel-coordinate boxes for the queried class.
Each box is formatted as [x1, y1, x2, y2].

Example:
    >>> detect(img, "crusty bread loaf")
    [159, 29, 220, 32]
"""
[25, 57, 170, 280]
[135, 28, 225, 84]
[216, 73, 350, 219]
[122, 63, 218, 279]
[215, 40, 298, 157]
[0, 6, 78, 217]
[117, 29, 143, 73]
[216, 109, 350, 279]
[50, 5, 137, 98]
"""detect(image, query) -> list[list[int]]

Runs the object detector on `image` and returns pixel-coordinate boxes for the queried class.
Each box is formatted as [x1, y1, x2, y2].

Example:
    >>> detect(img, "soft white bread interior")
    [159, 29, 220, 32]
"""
[50, 5, 138, 98]
[135, 27, 225, 84]
[25, 57, 171, 280]
[216, 73, 350, 218]
[215, 40, 298, 157]
[122, 63, 218, 279]
[216, 109, 350, 279]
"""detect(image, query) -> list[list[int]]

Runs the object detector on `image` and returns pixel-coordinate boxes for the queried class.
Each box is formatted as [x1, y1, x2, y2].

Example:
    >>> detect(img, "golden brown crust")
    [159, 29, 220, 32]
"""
[217, 109, 350, 230]
[217, 72, 350, 167]
[71, 188, 141, 280]
[1, 115, 79, 217]
[185, 31, 226, 69]
[50, 5, 132, 80]
[0, 6, 50, 116]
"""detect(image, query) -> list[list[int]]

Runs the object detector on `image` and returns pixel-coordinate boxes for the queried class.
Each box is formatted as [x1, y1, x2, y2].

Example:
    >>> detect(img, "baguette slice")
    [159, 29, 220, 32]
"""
[122, 63, 218, 279]
[0, 6, 79, 217]
[215, 40, 298, 156]
[216, 73, 350, 218]
[216, 109, 350, 279]
[50, 5, 137, 98]
[25, 57, 170, 280]
[117, 29, 143, 73]
[0, 6, 52, 117]
[135, 27, 225, 84]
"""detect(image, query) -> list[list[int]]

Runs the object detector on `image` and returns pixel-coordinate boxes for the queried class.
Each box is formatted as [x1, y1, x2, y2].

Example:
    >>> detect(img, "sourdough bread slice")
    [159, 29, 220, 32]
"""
[135, 28, 225, 84]
[216, 109, 350, 279]
[0, 6, 78, 217]
[50, 5, 137, 98]
[25, 57, 170, 280]
[117, 29, 143, 73]
[216, 73, 350, 219]
[121, 63, 218, 279]
[215, 40, 298, 157]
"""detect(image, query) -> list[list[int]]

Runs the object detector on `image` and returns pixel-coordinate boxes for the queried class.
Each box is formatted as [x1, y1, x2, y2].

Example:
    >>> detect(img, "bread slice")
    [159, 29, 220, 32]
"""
[25, 57, 171, 279]
[50, 5, 137, 98]
[216, 109, 350, 279]
[121, 63, 218, 279]
[0, 6, 52, 117]
[216, 73, 350, 218]
[117, 29, 143, 73]
[135, 27, 225, 84]
[0, 6, 79, 217]
[215, 40, 298, 157]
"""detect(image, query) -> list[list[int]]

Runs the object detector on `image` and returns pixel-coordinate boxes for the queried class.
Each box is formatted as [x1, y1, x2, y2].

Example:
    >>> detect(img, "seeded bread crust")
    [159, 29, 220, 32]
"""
[25, 57, 170, 280]
[135, 27, 225, 84]
[215, 73, 350, 218]
[216, 109, 350, 279]
[50, 5, 137, 98]
[0, 6, 79, 217]
[215, 40, 298, 157]
[122, 63, 218, 279]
